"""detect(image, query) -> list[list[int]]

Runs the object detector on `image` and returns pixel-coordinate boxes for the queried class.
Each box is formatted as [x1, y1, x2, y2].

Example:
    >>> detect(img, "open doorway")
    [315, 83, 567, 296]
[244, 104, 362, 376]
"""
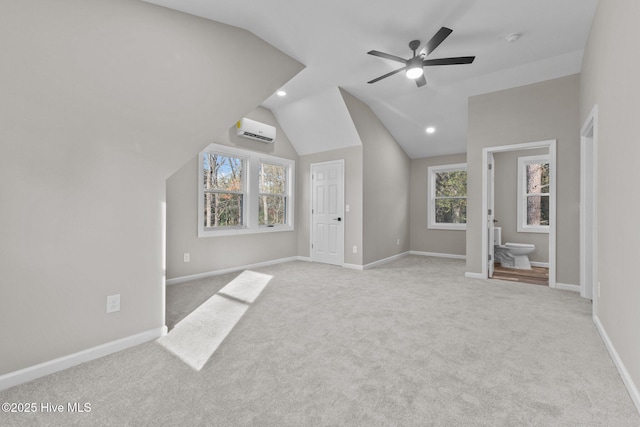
[482, 140, 557, 288]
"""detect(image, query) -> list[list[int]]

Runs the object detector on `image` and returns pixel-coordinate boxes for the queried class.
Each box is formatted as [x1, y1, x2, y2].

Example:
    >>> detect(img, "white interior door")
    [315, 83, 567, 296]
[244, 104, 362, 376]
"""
[488, 153, 495, 278]
[311, 161, 344, 266]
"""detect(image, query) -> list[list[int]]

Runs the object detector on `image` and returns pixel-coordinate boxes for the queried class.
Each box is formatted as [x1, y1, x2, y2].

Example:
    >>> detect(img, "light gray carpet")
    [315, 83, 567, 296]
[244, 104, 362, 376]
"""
[1, 256, 638, 426]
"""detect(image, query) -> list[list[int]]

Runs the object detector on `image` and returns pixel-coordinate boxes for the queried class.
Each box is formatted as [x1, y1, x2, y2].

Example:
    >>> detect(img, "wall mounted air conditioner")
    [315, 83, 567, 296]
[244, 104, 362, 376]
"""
[236, 117, 276, 143]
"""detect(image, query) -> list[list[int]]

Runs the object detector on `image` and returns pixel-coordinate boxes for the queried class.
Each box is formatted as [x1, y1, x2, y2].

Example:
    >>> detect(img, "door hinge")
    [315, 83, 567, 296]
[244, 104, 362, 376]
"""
[488, 209, 492, 215]
[488, 254, 492, 261]
[311, 244, 314, 249]
[488, 163, 492, 170]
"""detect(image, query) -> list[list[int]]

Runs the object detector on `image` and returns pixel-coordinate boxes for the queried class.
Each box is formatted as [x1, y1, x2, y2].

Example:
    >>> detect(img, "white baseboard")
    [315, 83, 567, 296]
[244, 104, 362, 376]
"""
[465, 272, 485, 279]
[166, 256, 304, 285]
[363, 252, 410, 270]
[530, 261, 550, 268]
[410, 251, 466, 260]
[555, 282, 580, 292]
[342, 263, 364, 271]
[0, 326, 167, 392]
[593, 315, 640, 415]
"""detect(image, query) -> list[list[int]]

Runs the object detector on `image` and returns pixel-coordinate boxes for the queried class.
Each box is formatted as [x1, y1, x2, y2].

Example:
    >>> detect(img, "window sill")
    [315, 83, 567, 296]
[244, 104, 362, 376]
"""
[198, 225, 294, 238]
[428, 223, 467, 231]
[516, 226, 549, 234]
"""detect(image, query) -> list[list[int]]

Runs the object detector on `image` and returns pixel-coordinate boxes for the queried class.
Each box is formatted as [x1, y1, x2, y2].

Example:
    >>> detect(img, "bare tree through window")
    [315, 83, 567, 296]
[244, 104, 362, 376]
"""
[434, 170, 467, 224]
[259, 163, 287, 225]
[525, 162, 549, 226]
[203, 154, 244, 228]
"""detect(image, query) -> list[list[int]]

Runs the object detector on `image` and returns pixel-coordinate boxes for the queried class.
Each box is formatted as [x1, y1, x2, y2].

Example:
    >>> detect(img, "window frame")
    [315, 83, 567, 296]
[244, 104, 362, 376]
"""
[258, 160, 289, 227]
[198, 143, 295, 237]
[201, 152, 247, 230]
[517, 154, 550, 234]
[427, 163, 467, 230]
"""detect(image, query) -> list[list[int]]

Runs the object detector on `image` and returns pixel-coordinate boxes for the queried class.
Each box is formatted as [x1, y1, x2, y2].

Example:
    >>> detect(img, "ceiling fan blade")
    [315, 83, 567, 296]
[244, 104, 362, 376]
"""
[415, 74, 427, 88]
[367, 66, 406, 84]
[367, 50, 408, 64]
[423, 56, 475, 66]
[425, 27, 453, 56]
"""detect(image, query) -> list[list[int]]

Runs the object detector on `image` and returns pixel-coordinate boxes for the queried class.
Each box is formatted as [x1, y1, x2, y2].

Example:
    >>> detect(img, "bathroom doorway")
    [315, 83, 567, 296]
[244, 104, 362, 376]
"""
[482, 140, 557, 288]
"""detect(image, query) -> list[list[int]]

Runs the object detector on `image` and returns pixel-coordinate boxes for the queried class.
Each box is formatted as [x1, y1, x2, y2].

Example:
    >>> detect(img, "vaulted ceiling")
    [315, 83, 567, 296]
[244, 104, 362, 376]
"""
[144, 0, 598, 159]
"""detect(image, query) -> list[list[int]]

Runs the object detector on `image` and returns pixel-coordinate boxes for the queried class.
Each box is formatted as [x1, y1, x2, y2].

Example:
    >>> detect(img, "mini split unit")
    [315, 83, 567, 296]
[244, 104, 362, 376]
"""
[236, 117, 276, 143]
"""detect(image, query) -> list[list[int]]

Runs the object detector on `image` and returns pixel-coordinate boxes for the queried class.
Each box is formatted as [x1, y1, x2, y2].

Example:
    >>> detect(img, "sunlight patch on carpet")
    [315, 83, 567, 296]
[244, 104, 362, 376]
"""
[159, 270, 272, 370]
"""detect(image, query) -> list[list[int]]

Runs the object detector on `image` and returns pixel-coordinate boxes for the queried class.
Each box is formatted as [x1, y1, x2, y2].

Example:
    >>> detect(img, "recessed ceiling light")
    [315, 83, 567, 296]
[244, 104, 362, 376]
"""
[276, 90, 287, 97]
[426, 127, 436, 134]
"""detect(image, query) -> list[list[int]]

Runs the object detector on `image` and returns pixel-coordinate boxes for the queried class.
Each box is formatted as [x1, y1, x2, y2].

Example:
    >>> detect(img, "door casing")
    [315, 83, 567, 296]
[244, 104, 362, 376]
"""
[580, 105, 598, 305]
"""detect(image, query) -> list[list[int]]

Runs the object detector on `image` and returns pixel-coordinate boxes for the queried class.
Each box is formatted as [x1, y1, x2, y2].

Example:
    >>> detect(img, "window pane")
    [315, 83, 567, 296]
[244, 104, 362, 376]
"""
[435, 198, 467, 224]
[203, 154, 243, 191]
[204, 193, 243, 227]
[259, 195, 286, 225]
[526, 195, 549, 226]
[435, 171, 467, 197]
[526, 163, 549, 194]
[259, 163, 286, 194]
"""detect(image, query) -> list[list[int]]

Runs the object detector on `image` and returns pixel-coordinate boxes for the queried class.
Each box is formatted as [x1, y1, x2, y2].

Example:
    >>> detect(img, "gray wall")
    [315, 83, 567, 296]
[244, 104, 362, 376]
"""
[493, 149, 549, 263]
[409, 153, 467, 256]
[297, 146, 364, 266]
[166, 107, 299, 280]
[0, 0, 302, 375]
[466, 74, 581, 285]
[580, 0, 640, 397]
[341, 90, 411, 265]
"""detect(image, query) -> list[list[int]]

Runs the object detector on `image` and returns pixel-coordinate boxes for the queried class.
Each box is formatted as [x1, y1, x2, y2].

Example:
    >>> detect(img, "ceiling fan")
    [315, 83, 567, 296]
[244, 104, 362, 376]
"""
[367, 27, 475, 88]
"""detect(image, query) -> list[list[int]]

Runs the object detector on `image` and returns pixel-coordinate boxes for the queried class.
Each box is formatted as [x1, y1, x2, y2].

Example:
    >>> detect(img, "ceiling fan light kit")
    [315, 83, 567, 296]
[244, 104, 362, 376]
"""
[405, 57, 424, 79]
[367, 27, 475, 88]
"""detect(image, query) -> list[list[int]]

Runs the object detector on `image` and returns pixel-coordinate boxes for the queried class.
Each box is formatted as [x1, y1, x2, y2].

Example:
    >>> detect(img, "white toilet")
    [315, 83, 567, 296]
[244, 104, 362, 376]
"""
[493, 227, 535, 269]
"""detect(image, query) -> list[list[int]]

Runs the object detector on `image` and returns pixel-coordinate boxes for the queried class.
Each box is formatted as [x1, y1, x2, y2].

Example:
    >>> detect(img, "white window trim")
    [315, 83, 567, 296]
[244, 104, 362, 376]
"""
[198, 143, 295, 237]
[258, 159, 291, 226]
[517, 154, 550, 234]
[428, 163, 467, 230]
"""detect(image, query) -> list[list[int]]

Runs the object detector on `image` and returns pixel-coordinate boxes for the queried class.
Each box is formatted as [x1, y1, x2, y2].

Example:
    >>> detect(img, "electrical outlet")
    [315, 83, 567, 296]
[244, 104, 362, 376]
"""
[352, 246, 357, 254]
[397, 238, 400, 246]
[106, 294, 120, 314]
[183, 253, 190, 263]
[345, 204, 350, 213]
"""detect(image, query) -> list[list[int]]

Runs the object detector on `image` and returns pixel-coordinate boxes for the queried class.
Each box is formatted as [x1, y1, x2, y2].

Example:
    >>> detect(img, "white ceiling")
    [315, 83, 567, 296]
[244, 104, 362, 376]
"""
[144, 0, 598, 159]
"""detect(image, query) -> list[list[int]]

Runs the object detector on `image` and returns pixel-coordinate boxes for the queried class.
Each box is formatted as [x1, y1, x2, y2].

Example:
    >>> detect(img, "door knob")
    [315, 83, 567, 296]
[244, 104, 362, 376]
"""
[333, 217, 342, 221]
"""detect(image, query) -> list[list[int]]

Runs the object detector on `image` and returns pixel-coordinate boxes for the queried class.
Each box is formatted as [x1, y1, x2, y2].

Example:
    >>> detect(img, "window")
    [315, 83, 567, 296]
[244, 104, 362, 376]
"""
[428, 163, 467, 230]
[517, 155, 550, 233]
[202, 153, 245, 228]
[259, 162, 287, 226]
[198, 143, 294, 237]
